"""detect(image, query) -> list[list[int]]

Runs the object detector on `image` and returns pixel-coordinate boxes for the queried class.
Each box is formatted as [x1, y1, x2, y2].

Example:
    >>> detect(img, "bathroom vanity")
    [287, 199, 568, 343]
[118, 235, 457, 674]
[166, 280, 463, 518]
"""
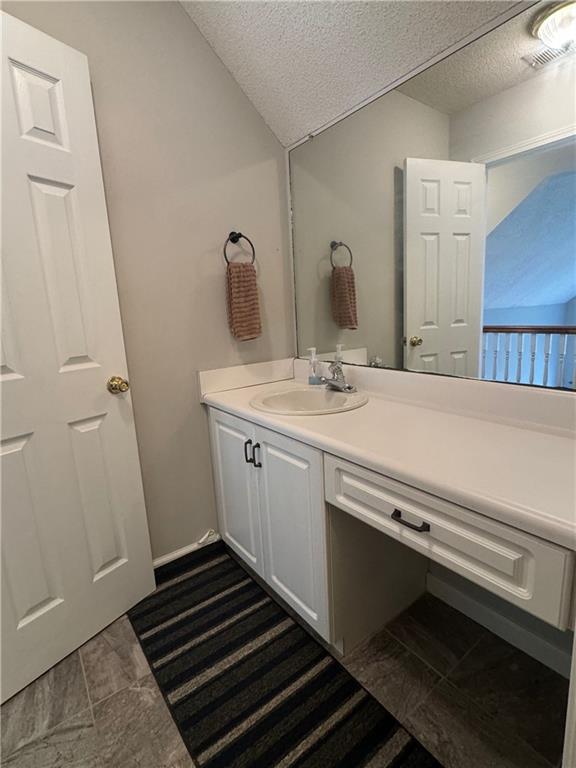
[203, 364, 575, 631]
[202, 357, 576, 764]
[207, 387, 575, 638]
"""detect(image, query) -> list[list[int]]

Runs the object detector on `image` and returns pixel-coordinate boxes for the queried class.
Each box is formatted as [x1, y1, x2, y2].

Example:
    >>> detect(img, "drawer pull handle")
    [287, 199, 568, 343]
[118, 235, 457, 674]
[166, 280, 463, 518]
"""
[253, 442, 262, 468]
[392, 509, 430, 533]
[244, 439, 254, 464]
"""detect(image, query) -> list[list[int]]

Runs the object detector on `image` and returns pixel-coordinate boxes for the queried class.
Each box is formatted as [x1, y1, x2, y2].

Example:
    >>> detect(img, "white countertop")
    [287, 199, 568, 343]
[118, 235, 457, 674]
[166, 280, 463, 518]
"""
[204, 380, 576, 551]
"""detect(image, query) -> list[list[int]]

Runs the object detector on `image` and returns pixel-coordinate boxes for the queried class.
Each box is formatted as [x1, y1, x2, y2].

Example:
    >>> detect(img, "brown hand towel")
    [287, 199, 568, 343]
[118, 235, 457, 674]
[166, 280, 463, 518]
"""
[226, 262, 262, 341]
[331, 265, 358, 329]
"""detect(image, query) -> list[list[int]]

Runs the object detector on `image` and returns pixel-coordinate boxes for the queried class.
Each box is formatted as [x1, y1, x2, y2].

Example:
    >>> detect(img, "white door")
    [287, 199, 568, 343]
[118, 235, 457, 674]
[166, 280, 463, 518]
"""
[209, 409, 263, 576]
[404, 158, 486, 378]
[1, 13, 154, 702]
[257, 428, 329, 640]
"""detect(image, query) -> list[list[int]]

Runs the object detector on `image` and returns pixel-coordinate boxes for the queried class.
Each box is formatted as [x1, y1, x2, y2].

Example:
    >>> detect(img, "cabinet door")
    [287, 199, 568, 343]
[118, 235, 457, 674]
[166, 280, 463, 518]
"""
[256, 427, 329, 640]
[209, 409, 263, 576]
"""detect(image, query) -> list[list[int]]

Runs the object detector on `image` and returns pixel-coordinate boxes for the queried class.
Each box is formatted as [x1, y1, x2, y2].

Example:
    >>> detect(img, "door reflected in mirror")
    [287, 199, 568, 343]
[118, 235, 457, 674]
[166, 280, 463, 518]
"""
[290, 4, 576, 390]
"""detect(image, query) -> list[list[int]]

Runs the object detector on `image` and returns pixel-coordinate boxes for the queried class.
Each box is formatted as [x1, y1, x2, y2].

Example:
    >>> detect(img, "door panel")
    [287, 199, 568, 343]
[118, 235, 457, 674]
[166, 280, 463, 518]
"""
[209, 410, 263, 575]
[1, 434, 64, 629]
[257, 427, 329, 640]
[28, 175, 98, 372]
[404, 157, 486, 378]
[8, 57, 69, 148]
[68, 415, 128, 580]
[1, 12, 154, 701]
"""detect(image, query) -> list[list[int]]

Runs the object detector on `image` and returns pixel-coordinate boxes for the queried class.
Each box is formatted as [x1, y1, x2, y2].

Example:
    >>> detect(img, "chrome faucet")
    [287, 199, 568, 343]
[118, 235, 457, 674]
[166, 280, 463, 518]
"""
[321, 360, 357, 393]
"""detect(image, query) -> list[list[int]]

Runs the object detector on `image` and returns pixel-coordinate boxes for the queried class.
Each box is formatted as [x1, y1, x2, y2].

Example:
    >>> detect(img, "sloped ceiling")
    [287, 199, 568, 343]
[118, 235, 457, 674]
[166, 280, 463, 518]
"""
[485, 172, 576, 309]
[182, 1, 531, 147]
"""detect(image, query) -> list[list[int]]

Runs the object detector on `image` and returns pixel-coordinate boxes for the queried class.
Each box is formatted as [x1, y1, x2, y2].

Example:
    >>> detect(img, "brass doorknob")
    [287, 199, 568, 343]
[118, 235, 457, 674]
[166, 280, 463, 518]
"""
[107, 375, 129, 394]
[409, 336, 423, 347]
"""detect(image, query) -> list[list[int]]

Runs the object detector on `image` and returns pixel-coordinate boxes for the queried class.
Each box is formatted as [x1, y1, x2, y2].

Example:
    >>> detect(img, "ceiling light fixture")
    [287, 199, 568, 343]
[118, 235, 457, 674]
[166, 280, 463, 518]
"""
[532, 1, 576, 50]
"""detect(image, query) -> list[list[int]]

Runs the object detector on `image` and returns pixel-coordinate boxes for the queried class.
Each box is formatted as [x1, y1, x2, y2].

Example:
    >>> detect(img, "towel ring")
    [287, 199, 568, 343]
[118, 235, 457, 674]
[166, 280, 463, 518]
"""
[330, 240, 353, 268]
[224, 231, 256, 265]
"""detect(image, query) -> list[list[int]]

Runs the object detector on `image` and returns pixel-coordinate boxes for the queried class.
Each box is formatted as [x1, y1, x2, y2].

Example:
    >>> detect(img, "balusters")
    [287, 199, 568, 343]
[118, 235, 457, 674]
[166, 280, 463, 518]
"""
[482, 326, 575, 388]
[516, 332, 524, 383]
[492, 332, 500, 380]
[528, 333, 537, 385]
[503, 333, 512, 382]
[557, 334, 568, 387]
[542, 333, 552, 387]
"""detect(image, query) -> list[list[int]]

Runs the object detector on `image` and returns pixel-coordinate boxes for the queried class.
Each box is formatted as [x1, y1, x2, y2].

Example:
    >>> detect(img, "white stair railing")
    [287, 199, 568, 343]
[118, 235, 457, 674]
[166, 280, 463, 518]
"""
[482, 326, 576, 389]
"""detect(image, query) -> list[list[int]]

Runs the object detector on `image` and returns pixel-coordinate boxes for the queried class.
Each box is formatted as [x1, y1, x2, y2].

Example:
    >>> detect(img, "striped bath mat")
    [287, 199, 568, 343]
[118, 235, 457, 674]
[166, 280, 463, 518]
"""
[129, 541, 442, 768]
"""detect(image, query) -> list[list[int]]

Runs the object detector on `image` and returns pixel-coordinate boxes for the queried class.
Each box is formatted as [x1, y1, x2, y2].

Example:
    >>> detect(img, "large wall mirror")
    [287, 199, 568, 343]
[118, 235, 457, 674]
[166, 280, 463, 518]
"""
[290, 4, 576, 390]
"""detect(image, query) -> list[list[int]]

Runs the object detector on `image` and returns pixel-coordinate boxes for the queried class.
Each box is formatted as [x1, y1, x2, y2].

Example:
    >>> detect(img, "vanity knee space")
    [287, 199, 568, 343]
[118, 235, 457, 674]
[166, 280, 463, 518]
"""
[325, 455, 575, 631]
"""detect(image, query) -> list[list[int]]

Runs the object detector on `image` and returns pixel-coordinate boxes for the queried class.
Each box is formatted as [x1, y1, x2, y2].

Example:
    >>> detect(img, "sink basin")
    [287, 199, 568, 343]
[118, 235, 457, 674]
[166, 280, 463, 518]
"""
[250, 387, 368, 416]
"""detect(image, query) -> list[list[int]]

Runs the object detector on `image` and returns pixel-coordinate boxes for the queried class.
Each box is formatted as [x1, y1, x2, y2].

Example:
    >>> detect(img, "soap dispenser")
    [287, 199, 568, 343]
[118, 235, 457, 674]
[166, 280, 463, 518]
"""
[307, 347, 322, 385]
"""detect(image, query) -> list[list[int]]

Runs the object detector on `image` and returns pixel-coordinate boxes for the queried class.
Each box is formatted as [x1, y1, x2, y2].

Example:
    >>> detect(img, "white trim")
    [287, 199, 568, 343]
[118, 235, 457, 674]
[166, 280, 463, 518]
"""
[471, 124, 576, 165]
[427, 571, 573, 678]
[152, 532, 221, 569]
[285, 2, 538, 152]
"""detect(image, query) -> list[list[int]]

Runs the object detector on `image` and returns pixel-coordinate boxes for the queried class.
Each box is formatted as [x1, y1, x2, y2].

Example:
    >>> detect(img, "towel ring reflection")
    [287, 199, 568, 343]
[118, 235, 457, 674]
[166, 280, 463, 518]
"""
[330, 240, 353, 268]
[224, 231, 256, 265]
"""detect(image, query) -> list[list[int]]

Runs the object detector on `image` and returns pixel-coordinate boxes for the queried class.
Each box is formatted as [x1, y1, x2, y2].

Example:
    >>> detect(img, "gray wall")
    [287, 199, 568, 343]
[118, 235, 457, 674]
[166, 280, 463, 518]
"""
[291, 90, 448, 366]
[450, 62, 576, 162]
[5, 2, 295, 559]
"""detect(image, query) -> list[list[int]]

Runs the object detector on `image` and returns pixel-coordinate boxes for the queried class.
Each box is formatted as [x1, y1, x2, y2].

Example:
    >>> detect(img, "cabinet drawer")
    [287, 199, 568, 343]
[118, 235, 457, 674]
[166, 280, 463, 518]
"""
[325, 455, 574, 629]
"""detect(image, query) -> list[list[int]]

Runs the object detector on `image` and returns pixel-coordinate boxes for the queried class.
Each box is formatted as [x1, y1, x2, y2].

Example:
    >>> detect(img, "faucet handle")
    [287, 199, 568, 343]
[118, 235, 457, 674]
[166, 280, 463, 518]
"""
[328, 359, 345, 382]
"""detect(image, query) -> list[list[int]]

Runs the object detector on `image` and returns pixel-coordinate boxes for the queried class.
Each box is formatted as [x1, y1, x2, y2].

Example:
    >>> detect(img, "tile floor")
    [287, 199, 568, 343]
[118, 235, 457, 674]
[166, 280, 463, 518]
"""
[0, 616, 192, 768]
[1, 595, 570, 768]
[343, 595, 570, 768]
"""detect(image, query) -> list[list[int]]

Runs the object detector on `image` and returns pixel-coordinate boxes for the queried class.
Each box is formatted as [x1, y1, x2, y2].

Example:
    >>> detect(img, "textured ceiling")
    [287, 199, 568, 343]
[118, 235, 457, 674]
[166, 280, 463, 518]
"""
[182, 1, 532, 147]
[398, 7, 558, 114]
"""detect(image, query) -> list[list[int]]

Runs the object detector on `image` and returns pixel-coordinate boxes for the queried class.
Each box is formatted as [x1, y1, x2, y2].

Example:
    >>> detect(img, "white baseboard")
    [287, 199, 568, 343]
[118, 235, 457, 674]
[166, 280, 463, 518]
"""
[152, 531, 221, 569]
[427, 571, 573, 679]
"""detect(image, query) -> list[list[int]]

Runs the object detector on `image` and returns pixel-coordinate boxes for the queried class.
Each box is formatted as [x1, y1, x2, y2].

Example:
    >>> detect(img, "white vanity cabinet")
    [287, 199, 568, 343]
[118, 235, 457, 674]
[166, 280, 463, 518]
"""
[208, 408, 330, 640]
[209, 409, 264, 575]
